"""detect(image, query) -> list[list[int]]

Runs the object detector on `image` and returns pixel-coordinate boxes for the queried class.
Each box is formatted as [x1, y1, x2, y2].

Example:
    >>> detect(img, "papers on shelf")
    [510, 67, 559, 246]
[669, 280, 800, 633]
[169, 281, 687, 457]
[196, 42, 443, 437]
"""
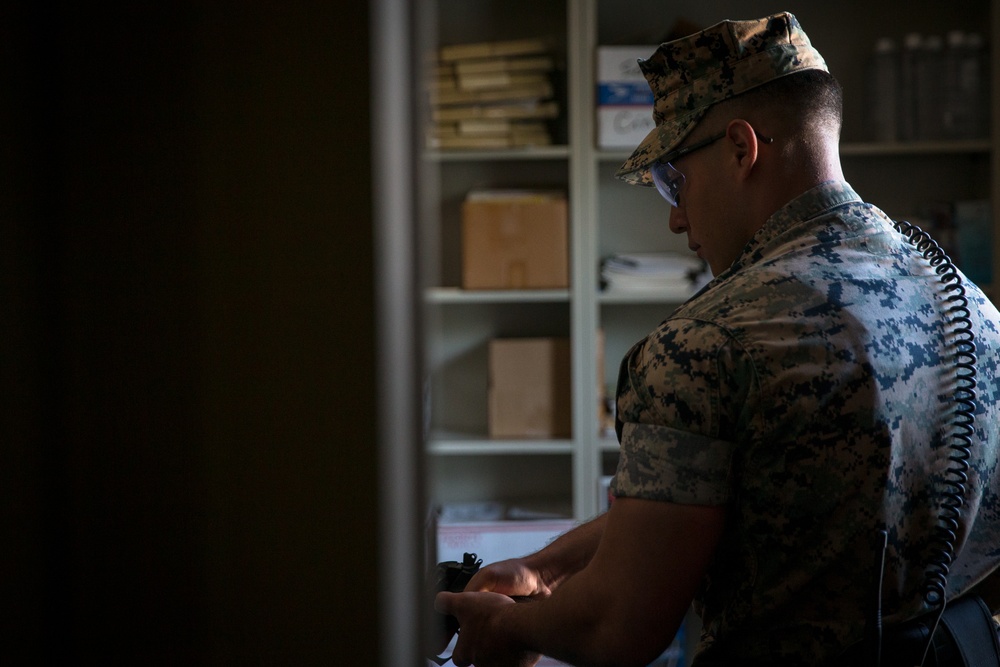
[601, 252, 709, 293]
[437, 501, 569, 524]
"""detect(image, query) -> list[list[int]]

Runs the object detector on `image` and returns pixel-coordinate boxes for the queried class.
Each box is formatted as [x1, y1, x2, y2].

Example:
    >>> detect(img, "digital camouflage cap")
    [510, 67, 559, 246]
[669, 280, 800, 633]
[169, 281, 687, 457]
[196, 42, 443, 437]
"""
[616, 12, 828, 186]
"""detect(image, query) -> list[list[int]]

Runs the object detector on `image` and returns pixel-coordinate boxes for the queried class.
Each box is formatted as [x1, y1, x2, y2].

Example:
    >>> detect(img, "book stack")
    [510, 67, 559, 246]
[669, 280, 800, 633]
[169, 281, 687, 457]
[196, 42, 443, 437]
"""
[427, 38, 560, 150]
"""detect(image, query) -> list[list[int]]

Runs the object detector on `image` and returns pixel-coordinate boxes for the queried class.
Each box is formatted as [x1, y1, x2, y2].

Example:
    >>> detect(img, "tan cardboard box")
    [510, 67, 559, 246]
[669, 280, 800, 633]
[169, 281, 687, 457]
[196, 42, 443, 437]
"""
[488, 337, 571, 438]
[462, 190, 568, 290]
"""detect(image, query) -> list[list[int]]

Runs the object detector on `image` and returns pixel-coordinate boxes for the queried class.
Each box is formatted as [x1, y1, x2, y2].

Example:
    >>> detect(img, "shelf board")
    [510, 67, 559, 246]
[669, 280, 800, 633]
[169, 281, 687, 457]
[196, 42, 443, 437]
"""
[426, 145, 571, 161]
[596, 148, 637, 162]
[428, 435, 575, 455]
[598, 287, 695, 304]
[425, 287, 571, 304]
[839, 139, 992, 156]
[596, 139, 991, 162]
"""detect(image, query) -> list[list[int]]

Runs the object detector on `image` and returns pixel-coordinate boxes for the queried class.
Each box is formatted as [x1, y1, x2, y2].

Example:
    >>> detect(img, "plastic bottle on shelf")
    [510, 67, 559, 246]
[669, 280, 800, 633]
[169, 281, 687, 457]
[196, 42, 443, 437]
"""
[965, 32, 993, 139]
[942, 30, 989, 140]
[943, 30, 968, 139]
[898, 32, 923, 141]
[916, 34, 944, 141]
[866, 37, 899, 142]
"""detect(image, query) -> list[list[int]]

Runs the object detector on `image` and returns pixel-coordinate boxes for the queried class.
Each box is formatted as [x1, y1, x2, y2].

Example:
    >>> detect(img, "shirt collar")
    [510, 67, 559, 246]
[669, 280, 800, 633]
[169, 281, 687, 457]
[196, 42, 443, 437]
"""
[724, 180, 862, 277]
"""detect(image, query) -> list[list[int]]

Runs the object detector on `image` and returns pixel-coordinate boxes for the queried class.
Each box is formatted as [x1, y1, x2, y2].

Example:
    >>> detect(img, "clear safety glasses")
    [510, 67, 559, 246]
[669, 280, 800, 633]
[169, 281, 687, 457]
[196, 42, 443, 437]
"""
[649, 129, 773, 207]
[650, 161, 687, 208]
[649, 131, 726, 207]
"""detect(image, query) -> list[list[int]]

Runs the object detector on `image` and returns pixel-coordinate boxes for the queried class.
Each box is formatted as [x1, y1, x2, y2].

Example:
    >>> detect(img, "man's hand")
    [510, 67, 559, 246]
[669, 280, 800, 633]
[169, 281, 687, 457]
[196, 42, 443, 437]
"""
[464, 558, 553, 599]
[435, 591, 541, 667]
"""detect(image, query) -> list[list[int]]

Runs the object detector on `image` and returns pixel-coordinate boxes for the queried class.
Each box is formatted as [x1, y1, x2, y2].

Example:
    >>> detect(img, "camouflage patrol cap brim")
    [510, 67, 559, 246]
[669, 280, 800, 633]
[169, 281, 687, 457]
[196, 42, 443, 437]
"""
[616, 12, 828, 186]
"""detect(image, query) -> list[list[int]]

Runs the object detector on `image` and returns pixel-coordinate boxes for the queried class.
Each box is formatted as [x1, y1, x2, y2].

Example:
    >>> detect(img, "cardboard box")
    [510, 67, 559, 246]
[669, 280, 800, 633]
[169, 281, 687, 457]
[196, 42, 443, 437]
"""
[462, 190, 568, 290]
[596, 45, 657, 149]
[488, 337, 571, 438]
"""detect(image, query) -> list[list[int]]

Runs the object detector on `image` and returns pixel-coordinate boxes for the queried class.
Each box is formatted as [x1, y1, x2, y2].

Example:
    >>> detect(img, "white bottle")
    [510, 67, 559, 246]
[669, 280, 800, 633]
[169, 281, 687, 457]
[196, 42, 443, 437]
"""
[964, 32, 988, 139]
[942, 31, 988, 140]
[942, 30, 968, 139]
[916, 34, 944, 140]
[898, 32, 923, 141]
[866, 37, 898, 142]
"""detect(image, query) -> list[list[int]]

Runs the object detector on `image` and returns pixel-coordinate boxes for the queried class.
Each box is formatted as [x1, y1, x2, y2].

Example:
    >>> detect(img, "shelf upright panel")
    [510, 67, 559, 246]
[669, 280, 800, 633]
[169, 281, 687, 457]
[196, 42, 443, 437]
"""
[839, 140, 993, 156]
[568, 0, 603, 520]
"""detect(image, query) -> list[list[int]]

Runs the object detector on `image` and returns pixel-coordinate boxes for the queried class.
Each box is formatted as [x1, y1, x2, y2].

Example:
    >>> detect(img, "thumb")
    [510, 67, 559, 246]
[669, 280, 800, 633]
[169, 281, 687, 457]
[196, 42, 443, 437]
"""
[464, 568, 500, 593]
[434, 590, 458, 614]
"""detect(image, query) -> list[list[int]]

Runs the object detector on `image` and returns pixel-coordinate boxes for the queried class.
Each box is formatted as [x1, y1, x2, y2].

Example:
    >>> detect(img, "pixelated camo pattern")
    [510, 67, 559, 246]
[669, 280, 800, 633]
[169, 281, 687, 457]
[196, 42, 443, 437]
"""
[611, 181, 1000, 665]
[616, 12, 828, 186]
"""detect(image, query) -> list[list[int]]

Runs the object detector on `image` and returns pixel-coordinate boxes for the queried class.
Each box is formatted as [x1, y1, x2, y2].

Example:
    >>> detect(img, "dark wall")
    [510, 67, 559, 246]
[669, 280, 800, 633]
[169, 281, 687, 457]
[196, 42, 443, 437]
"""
[3, 2, 379, 664]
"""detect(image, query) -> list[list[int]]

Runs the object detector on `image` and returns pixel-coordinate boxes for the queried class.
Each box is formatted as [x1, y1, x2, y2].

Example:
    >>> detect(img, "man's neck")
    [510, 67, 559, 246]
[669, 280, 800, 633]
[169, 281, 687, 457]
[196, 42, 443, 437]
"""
[771, 139, 844, 212]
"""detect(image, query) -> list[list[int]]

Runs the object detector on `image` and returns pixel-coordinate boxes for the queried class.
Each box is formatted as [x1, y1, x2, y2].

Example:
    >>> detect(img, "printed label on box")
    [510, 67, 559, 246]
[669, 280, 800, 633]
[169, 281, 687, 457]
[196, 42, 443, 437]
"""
[597, 107, 655, 149]
[596, 45, 657, 81]
[597, 82, 654, 106]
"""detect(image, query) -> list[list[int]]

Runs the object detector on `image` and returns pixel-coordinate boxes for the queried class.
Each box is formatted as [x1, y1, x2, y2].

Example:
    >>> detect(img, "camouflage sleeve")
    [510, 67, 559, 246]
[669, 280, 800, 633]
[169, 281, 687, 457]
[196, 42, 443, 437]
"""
[611, 317, 756, 505]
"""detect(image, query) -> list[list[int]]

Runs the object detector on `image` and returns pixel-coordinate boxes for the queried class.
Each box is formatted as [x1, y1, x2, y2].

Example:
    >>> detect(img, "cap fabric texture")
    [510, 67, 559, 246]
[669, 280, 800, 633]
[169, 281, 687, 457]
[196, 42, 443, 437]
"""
[616, 12, 828, 186]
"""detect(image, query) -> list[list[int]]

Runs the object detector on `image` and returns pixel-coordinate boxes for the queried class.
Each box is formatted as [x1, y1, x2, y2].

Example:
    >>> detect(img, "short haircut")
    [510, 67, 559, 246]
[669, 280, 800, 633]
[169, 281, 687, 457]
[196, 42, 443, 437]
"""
[717, 69, 844, 136]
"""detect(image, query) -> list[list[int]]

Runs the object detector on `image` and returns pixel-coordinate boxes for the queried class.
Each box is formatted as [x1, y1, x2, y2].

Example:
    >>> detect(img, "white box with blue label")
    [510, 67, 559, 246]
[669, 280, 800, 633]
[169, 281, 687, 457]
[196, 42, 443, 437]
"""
[596, 45, 657, 149]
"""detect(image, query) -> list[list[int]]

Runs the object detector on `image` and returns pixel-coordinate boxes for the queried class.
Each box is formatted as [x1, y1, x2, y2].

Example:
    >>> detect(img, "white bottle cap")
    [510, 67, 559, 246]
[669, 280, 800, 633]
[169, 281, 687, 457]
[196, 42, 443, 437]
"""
[874, 37, 897, 53]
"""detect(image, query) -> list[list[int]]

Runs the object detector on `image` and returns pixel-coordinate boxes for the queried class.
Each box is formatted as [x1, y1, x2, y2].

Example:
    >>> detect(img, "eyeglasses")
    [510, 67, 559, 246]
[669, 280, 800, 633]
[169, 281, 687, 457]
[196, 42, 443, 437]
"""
[649, 129, 774, 207]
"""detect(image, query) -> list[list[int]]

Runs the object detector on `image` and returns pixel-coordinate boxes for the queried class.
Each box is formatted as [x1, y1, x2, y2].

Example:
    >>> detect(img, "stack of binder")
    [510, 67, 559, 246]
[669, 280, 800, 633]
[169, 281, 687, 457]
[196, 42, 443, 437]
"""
[426, 38, 560, 150]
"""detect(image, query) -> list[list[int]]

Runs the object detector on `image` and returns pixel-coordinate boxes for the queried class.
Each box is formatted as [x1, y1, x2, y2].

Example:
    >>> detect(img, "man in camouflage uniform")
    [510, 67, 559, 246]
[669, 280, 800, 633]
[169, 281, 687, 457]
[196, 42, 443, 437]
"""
[437, 13, 1000, 666]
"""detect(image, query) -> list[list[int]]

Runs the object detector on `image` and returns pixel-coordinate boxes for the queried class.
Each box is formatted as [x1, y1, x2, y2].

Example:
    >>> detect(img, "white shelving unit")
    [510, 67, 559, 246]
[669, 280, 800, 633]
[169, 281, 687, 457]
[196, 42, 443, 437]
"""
[422, 0, 997, 523]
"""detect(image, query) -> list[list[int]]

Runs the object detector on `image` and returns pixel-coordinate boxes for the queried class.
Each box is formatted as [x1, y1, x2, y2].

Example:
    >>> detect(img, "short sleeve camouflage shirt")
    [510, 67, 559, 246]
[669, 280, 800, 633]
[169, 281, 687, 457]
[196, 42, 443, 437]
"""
[611, 181, 1000, 665]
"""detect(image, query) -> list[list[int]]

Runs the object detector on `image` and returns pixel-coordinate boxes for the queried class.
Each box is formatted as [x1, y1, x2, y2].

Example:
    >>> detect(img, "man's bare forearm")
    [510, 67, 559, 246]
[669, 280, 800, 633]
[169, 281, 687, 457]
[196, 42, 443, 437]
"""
[522, 512, 608, 591]
[444, 499, 724, 667]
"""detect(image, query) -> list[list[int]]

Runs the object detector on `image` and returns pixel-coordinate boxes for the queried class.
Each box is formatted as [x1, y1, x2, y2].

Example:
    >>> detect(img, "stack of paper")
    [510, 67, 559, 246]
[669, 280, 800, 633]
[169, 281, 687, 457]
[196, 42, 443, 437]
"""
[601, 252, 707, 293]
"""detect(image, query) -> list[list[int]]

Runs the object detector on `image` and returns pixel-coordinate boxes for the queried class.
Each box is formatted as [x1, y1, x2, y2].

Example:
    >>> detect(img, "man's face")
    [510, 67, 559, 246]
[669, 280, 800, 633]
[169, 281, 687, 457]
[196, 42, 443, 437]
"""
[665, 141, 748, 276]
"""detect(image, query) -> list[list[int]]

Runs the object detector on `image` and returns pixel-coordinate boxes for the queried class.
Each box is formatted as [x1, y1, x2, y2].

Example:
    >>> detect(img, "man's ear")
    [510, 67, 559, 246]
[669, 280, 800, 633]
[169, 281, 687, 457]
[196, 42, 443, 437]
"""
[725, 119, 758, 176]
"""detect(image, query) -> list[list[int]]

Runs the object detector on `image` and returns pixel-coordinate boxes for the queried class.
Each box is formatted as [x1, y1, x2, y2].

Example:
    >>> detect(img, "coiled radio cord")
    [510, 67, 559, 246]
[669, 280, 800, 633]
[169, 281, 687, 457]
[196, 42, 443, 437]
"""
[893, 219, 979, 608]
[893, 220, 980, 667]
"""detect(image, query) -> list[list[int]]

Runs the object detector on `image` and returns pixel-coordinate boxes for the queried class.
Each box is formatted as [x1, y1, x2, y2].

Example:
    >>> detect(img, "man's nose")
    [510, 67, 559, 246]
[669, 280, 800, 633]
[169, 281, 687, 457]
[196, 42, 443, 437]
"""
[668, 206, 687, 234]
